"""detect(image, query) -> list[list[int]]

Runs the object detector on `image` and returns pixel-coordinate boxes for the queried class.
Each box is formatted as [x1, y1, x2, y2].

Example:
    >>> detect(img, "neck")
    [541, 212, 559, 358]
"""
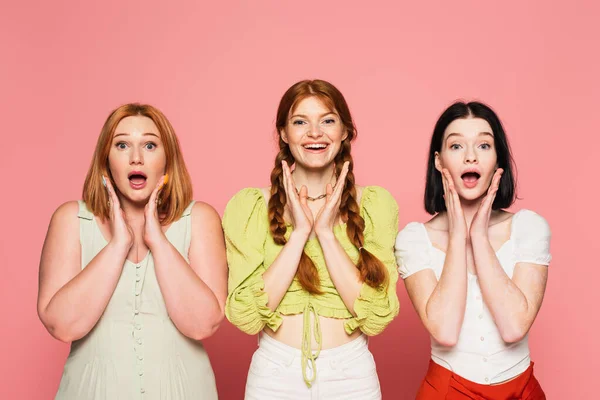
[118, 196, 146, 227]
[291, 163, 337, 197]
[458, 196, 499, 228]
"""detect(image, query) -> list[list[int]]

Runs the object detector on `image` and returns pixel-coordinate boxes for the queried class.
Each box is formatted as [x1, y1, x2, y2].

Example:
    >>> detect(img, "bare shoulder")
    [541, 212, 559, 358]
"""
[191, 201, 221, 223]
[50, 201, 80, 226]
[424, 213, 447, 232]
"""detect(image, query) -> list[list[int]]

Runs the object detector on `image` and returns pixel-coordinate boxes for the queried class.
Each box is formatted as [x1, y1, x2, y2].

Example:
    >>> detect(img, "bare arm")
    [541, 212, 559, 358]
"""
[150, 202, 228, 340]
[404, 236, 467, 347]
[402, 169, 469, 346]
[262, 161, 312, 311]
[471, 237, 548, 343]
[316, 232, 362, 314]
[37, 201, 130, 342]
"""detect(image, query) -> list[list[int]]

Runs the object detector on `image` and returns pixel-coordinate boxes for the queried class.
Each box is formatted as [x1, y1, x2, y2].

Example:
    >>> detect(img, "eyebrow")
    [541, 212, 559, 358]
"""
[445, 131, 494, 141]
[289, 112, 338, 119]
[113, 132, 160, 138]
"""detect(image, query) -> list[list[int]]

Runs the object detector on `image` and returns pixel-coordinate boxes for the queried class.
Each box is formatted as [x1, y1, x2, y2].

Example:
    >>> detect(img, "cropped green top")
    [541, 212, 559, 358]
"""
[223, 186, 399, 386]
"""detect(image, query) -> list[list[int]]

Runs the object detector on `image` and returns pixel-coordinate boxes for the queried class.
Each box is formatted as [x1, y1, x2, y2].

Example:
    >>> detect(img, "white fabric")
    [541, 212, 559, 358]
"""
[245, 333, 381, 400]
[395, 209, 551, 384]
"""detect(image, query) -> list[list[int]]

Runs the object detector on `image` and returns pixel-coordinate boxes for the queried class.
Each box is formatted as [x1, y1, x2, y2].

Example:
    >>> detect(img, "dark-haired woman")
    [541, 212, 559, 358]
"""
[395, 101, 550, 399]
[223, 80, 399, 399]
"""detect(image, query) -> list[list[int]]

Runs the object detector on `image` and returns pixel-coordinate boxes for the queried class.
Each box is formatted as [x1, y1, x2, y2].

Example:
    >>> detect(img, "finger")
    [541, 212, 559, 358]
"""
[148, 177, 163, 214]
[283, 162, 301, 208]
[103, 175, 120, 212]
[281, 161, 291, 201]
[325, 183, 333, 202]
[299, 185, 309, 208]
[491, 168, 503, 192]
[332, 162, 349, 199]
[441, 169, 449, 198]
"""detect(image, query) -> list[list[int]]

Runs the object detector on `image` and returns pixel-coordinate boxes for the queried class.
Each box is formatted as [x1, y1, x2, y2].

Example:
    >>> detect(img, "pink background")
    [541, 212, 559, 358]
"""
[1, 1, 597, 398]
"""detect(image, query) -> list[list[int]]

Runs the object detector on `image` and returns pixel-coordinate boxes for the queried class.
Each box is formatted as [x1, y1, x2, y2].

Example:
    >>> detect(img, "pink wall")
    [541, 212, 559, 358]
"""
[1, 1, 597, 398]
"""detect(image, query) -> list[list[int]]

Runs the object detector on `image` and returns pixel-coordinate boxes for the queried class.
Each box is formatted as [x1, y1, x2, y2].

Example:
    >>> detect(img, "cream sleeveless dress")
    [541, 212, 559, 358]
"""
[55, 201, 218, 399]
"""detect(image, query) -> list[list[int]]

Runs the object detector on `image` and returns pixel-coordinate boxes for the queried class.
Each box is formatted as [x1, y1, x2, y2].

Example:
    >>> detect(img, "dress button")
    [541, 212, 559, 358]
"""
[134, 310, 139, 315]
[136, 277, 141, 282]
[136, 291, 140, 296]
[485, 377, 489, 383]
[136, 324, 142, 330]
[140, 388, 145, 393]
[480, 336, 485, 341]
[138, 355, 143, 360]
[138, 370, 144, 376]
[137, 339, 143, 344]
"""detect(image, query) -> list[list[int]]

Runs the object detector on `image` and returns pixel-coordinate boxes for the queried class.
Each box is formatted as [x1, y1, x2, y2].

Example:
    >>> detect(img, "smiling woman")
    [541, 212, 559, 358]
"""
[223, 80, 399, 399]
[37, 103, 227, 399]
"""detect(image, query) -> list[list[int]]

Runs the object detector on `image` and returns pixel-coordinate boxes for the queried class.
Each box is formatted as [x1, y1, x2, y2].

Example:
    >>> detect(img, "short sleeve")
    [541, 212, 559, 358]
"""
[223, 188, 283, 334]
[395, 222, 434, 279]
[513, 210, 552, 266]
[344, 186, 400, 336]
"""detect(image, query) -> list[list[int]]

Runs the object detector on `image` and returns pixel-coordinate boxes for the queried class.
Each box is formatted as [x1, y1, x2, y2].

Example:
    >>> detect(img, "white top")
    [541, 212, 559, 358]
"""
[395, 209, 551, 385]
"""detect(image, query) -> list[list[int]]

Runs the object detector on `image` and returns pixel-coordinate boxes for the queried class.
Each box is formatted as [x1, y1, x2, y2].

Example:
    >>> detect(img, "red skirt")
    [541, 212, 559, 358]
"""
[416, 360, 545, 400]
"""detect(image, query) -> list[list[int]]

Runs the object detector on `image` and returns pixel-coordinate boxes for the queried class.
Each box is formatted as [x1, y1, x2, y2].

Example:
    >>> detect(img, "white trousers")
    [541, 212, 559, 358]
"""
[245, 333, 381, 400]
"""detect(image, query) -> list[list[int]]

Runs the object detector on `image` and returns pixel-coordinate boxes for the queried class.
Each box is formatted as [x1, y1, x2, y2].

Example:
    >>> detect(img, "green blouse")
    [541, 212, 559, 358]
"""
[223, 186, 399, 386]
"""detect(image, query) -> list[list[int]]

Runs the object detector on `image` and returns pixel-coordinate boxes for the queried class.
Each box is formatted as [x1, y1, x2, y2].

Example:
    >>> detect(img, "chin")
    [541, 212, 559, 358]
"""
[458, 188, 486, 201]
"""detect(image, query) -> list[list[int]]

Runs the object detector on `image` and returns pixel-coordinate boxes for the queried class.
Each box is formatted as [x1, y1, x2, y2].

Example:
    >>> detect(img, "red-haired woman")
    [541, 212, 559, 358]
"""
[38, 104, 226, 399]
[223, 80, 399, 399]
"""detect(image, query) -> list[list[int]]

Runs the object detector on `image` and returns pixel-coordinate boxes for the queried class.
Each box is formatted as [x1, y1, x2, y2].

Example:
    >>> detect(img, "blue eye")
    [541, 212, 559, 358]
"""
[145, 142, 156, 150]
[480, 143, 491, 150]
[116, 142, 128, 150]
[292, 120, 306, 125]
[323, 118, 336, 124]
[450, 143, 461, 150]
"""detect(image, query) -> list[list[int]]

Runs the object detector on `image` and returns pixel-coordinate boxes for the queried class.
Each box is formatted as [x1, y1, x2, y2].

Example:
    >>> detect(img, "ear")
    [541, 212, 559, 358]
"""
[342, 128, 349, 142]
[434, 151, 443, 173]
[280, 129, 288, 144]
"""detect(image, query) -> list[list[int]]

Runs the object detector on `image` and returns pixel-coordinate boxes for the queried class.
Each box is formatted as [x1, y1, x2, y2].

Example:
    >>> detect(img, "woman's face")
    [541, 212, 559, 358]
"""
[108, 115, 167, 204]
[281, 96, 347, 171]
[435, 117, 498, 201]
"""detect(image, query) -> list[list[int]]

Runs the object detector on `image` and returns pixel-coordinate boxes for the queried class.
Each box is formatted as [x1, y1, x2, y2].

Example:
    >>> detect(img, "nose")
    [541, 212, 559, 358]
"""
[465, 147, 477, 164]
[306, 123, 324, 139]
[130, 146, 143, 165]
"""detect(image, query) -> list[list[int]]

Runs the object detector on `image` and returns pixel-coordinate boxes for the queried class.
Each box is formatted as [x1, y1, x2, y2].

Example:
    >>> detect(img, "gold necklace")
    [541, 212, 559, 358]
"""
[292, 169, 337, 202]
[295, 189, 328, 202]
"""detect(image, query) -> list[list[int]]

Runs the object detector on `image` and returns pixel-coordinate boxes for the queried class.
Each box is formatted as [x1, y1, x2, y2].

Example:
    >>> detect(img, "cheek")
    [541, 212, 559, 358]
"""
[107, 152, 127, 176]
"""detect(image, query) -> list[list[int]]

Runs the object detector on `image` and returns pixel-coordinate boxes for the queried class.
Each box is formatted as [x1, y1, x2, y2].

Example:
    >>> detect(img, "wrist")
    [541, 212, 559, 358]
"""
[469, 232, 489, 244]
[108, 239, 132, 255]
[144, 231, 168, 250]
[289, 229, 311, 243]
[315, 228, 335, 242]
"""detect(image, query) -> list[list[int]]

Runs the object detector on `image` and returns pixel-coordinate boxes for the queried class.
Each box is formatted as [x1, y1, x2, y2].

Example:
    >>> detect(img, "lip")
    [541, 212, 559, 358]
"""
[128, 170, 147, 190]
[128, 170, 147, 179]
[460, 168, 481, 189]
[302, 142, 330, 154]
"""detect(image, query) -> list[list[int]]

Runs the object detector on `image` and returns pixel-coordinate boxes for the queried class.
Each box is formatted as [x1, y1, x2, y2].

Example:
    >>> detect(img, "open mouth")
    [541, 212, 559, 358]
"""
[128, 171, 147, 187]
[461, 170, 481, 188]
[302, 143, 329, 152]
